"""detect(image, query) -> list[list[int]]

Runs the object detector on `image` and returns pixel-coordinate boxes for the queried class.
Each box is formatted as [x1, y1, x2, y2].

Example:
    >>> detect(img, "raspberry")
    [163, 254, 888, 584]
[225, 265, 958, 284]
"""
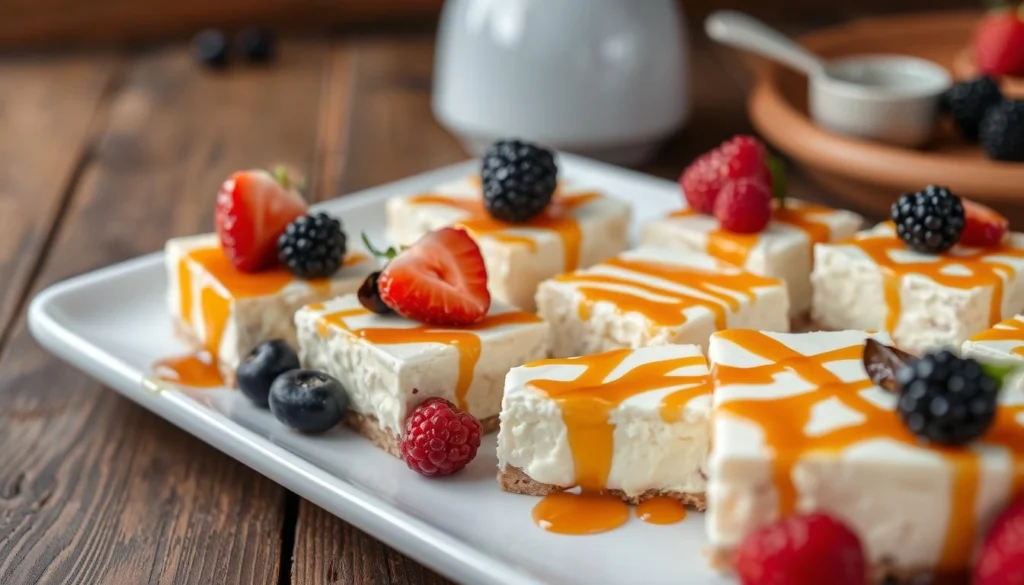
[734, 513, 866, 585]
[975, 496, 1024, 585]
[680, 135, 769, 214]
[399, 397, 482, 476]
[713, 178, 772, 234]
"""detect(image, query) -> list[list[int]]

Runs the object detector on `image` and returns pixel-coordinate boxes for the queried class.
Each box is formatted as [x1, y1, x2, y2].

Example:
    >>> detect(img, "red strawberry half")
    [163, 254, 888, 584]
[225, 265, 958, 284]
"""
[960, 199, 1009, 248]
[215, 170, 307, 272]
[973, 7, 1024, 77]
[378, 227, 491, 326]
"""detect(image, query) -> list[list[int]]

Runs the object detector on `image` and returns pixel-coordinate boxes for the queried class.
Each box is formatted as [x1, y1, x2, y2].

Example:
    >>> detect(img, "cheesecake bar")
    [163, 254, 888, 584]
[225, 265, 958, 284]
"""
[386, 175, 631, 311]
[812, 223, 1024, 354]
[708, 328, 1024, 580]
[640, 199, 862, 316]
[294, 294, 550, 455]
[497, 345, 710, 507]
[166, 233, 373, 381]
[535, 247, 789, 357]
[962, 314, 1024, 389]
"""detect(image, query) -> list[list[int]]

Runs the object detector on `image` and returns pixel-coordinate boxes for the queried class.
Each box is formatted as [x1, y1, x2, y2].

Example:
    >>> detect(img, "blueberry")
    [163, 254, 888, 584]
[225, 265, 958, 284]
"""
[238, 27, 277, 63]
[192, 29, 230, 69]
[269, 370, 347, 434]
[237, 340, 300, 408]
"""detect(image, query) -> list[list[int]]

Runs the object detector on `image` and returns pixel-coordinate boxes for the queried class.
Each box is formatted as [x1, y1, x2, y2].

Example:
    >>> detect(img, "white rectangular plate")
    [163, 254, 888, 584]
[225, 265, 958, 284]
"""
[29, 154, 730, 585]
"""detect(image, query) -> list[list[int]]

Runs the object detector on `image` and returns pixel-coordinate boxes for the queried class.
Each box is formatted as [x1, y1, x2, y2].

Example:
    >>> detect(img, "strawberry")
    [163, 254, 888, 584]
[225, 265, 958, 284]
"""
[973, 7, 1024, 77]
[680, 135, 770, 214]
[975, 496, 1024, 585]
[713, 177, 773, 234]
[377, 227, 490, 326]
[215, 169, 307, 272]
[961, 199, 1009, 248]
[734, 513, 866, 585]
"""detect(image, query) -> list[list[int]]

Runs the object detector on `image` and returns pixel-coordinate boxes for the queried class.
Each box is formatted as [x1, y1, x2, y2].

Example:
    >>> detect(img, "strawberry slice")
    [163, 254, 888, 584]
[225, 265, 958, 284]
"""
[215, 169, 307, 272]
[378, 228, 491, 326]
[960, 199, 1009, 248]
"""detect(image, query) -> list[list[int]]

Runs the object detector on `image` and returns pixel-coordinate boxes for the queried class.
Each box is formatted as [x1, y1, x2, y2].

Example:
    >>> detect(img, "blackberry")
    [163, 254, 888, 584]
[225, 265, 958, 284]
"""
[238, 27, 277, 63]
[481, 139, 558, 223]
[980, 100, 1024, 162]
[891, 185, 965, 254]
[895, 350, 998, 446]
[277, 212, 347, 278]
[357, 271, 392, 315]
[943, 77, 1003, 141]
[192, 29, 230, 69]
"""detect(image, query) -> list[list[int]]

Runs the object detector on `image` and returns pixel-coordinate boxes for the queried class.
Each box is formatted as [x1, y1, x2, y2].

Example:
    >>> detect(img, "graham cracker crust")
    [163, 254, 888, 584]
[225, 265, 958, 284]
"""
[172, 318, 237, 387]
[345, 410, 500, 458]
[497, 465, 707, 511]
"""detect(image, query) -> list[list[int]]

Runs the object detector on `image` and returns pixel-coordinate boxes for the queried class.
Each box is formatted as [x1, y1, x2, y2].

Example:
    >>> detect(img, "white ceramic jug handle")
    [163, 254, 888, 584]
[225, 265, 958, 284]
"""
[705, 10, 825, 76]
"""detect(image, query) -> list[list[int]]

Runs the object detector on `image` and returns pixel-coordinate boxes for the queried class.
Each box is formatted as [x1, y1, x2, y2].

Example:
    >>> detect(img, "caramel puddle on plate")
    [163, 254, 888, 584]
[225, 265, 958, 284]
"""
[531, 492, 630, 535]
[635, 496, 687, 525]
[151, 351, 224, 388]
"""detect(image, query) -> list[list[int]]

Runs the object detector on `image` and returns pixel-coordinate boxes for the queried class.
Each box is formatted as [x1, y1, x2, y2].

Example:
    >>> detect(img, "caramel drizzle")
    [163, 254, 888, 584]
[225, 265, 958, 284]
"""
[317, 307, 542, 411]
[408, 180, 600, 272]
[970, 315, 1024, 357]
[845, 230, 1024, 331]
[527, 349, 710, 491]
[555, 256, 781, 330]
[176, 245, 365, 359]
[715, 330, 1024, 571]
[669, 204, 836, 266]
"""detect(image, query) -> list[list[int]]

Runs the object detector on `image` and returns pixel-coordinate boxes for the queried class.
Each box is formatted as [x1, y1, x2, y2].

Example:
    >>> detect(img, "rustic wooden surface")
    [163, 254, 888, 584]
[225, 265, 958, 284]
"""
[0, 20, 878, 585]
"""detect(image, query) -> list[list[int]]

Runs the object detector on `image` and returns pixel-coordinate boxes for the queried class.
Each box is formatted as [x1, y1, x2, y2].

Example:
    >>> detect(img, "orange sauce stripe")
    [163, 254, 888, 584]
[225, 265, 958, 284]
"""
[669, 203, 837, 266]
[407, 180, 600, 272]
[972, 316, 1024, 357]
[316, 307, 541, 411]
[841, 230, 1024, 331]
[557, 256, 780, 330]
[714, 330, 1024, 571]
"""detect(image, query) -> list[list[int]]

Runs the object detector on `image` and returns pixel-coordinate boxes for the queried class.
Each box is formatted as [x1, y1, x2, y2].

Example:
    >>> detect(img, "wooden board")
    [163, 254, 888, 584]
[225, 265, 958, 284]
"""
[0, 40, 327, 585]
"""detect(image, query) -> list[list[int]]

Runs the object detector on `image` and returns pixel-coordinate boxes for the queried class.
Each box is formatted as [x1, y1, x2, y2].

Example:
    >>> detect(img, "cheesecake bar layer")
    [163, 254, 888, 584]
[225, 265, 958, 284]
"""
[498, 345, 710, 507]
[536, 247, 789, 357]
[295, 294, 550, 455]
[812, 224, 1024, 354]
[166, 233, 374, 379]
[386, 175, 631, 311]
[708, 329, 1024, 579]
[641, 199, 862, 317]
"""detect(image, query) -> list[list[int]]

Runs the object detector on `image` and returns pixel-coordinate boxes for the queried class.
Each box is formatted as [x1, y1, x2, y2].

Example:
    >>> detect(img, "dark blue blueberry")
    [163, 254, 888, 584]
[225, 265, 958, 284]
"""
[238, 27, 277, 63]
[237, 339, 300, 408]
[269, 369, 347, 434]
[192, 29, 230, 69]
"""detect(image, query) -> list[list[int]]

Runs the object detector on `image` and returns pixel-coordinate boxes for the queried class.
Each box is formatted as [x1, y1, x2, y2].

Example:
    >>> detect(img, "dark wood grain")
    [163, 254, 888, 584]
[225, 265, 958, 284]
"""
[0, 40, 329, 585]
[0, 53, 117, 347]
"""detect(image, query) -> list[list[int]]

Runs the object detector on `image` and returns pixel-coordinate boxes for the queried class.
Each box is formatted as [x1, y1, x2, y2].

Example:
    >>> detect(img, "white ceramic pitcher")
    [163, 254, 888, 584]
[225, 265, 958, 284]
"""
[432, 0, 690, 166]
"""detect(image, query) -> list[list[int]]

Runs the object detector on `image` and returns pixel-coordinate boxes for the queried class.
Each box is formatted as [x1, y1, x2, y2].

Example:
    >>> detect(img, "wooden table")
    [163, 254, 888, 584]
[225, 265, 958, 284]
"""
[0, 29, 845, 585]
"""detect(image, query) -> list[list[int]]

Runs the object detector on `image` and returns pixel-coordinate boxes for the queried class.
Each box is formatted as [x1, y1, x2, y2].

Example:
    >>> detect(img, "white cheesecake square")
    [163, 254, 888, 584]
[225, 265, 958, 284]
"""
[640, 200, 862, 316]
[165, 233, 374, 377]
[812, 223, 1024, 354]
[708, 329, 1024, 576]
[497, 345, 710, 505]
[294, 294, 550, 454]
[385, 175, 631, 311]
[536, 247, 789, 357]
[962, 315, 1024, 390]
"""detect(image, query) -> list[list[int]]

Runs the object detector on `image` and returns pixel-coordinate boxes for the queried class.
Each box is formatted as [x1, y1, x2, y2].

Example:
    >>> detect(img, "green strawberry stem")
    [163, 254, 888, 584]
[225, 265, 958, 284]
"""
[981, 362, 1020, 388]
[766, 154, 787, 208]
[361, 232, 399, 260]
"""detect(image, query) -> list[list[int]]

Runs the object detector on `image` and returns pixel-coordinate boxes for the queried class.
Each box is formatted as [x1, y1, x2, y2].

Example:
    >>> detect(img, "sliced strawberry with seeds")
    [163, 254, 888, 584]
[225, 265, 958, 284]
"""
[215, 169, 307, 272]
[960, 199, 1009, 248]
[378, 227, 490, 326]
